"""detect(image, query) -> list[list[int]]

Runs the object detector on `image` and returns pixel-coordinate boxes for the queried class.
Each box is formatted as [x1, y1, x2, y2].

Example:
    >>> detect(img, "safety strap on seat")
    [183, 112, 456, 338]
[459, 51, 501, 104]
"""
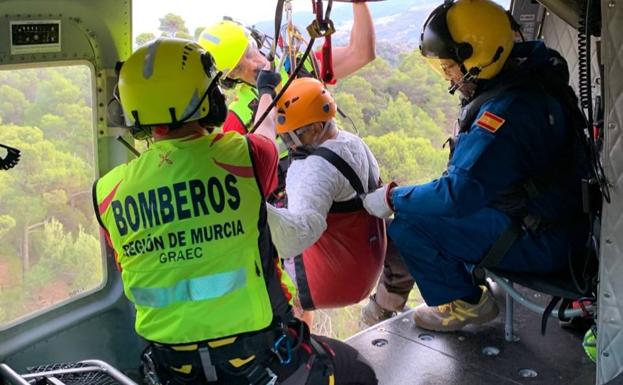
[471, 211, 587, 286]
[471, 218, 524, 285]
[539, 297, 573, 336]
[541, 296, 561, 336]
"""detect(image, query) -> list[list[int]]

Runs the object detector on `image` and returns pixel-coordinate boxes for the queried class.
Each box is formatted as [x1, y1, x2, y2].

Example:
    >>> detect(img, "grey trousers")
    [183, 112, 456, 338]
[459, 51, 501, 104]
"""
[374, 233, 416, 312]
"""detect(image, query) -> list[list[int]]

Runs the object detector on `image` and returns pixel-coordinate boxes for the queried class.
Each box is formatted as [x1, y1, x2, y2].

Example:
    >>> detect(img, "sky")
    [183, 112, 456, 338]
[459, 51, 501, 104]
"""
[132, 0, 511, 41]
[132, 0, 348, 38]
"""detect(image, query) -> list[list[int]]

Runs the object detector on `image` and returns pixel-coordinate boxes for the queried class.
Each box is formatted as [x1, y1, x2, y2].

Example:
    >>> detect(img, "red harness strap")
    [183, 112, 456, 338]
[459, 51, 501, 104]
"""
[311, 0, 335, 83]
[321, 35, 334, 83]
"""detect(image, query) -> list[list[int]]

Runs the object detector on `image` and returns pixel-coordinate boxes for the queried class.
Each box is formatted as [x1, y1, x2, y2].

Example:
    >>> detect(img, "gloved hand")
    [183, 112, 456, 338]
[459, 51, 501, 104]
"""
[256, 70, 281, 98]
[363, 182, 397, 218]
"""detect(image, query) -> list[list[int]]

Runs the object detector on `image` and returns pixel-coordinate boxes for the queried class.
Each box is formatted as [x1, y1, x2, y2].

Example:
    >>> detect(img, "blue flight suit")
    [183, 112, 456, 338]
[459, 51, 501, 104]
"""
[389, 41, 590, 306]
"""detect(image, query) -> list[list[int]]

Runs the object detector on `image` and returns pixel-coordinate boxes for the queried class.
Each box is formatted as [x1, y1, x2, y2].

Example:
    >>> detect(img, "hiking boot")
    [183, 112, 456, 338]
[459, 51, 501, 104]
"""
[413, 287, 499, 332]
[360, 295, 396, 327]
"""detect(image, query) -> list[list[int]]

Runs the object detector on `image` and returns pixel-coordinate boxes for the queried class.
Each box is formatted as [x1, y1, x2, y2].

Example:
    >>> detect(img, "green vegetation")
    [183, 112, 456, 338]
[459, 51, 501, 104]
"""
[0, 66, 103, 326]
[332, 48, 457, 187]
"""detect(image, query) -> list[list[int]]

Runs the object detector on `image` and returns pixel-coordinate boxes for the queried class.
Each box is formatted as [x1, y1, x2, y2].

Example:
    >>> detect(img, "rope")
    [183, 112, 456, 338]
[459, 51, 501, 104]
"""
[251, 0, 335, 131]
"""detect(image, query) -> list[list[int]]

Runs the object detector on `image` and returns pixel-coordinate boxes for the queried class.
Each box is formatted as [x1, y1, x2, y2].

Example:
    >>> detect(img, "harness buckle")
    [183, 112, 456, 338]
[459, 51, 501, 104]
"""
[140, 349, 162, 385]
[272, 333, 293, 365]
[471, 266, 487, 286]
[198, 347, 218, 382]
[247, 365, 278, 385]
[306, 19, 335, 38]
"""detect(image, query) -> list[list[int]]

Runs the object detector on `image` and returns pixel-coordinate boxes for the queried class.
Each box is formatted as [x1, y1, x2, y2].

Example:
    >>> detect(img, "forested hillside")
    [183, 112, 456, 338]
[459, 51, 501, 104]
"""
[0, 66, 103, 326]
[332, 47, 456, 185]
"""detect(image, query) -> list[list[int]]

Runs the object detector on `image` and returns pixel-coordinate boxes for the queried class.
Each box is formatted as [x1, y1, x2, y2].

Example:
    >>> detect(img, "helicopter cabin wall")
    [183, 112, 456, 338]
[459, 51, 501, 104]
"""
[522, 0, 623, 382]
[596, 1, 623, 383]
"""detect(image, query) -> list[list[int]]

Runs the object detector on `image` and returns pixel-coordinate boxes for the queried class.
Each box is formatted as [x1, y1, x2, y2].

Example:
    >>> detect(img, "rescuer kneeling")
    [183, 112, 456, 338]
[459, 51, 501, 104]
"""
[363, 0, 591, 332]
[93, 38, 377, 385]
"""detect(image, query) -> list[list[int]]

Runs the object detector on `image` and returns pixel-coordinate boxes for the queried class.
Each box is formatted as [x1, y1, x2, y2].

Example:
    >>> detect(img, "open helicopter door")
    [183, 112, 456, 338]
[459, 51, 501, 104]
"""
[594, 1, 623, 384]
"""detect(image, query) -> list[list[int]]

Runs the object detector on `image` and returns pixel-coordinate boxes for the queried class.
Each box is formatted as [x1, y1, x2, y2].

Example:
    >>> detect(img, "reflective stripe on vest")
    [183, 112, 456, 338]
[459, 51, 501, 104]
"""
[131, 268, 246, 308]
[94, 132, 273, 344]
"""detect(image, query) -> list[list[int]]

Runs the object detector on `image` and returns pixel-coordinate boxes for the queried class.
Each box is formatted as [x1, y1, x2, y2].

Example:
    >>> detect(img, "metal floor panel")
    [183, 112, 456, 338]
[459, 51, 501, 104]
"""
[347, 288, 596, 385]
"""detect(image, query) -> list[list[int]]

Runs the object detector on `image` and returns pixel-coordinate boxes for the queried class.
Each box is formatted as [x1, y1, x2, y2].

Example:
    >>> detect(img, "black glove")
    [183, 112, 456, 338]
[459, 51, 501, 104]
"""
[0, 144, 21, 170]
[256, 70, 281, 98]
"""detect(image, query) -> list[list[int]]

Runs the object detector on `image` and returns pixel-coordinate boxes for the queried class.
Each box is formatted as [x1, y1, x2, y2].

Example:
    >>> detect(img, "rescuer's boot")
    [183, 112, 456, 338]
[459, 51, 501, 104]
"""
[360, 295, 397, 327]
[413, 287, 499, 332]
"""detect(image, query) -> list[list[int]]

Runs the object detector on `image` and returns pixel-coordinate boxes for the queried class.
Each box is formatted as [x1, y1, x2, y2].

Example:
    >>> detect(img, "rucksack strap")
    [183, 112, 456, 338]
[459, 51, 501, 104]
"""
[541, 296, 561, 335]
[311, 147, 365, 194]
[310, 147, 367, 213]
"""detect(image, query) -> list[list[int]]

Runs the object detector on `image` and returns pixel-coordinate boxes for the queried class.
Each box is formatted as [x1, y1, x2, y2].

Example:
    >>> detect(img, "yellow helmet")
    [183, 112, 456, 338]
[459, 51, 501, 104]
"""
[117, 38, 225, 133]
[420, 0, 514, 80]
[198, 20, 250, 78]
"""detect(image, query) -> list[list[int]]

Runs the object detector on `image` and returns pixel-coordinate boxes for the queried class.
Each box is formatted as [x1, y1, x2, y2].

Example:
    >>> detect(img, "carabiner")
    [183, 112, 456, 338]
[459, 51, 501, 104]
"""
[272, 333, 293, 365]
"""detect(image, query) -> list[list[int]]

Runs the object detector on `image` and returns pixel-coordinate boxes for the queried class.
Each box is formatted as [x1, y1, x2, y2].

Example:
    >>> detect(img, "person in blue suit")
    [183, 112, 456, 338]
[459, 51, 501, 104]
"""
[363, 0, 590, 332]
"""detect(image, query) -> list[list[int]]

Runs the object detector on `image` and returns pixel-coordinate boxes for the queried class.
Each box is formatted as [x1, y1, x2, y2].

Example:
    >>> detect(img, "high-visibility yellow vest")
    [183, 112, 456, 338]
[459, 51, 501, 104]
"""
[228, 83, 259, 131]
[94, 132, 276, 344]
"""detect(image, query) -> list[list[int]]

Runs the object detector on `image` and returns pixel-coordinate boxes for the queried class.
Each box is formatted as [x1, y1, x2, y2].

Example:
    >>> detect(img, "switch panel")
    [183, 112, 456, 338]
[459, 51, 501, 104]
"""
[10, 20, 61, 55]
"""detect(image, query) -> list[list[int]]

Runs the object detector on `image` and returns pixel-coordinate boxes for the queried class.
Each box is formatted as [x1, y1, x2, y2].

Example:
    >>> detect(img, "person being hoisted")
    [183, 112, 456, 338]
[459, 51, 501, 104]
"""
[93, 38, 378, 385]
[199, 2, 378, 324]
[198, 2, 376, 207]
[253, 71, 387, 316]
[363, 0, 592, 332]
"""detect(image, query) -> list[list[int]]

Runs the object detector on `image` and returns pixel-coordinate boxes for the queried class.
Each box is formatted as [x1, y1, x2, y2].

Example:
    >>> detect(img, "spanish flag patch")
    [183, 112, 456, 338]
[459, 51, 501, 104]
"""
[476, 111, 506, 133]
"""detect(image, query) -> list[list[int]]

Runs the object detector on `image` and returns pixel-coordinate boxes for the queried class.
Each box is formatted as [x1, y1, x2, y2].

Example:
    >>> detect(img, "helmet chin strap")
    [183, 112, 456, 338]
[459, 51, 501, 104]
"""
[448, 66, 481, 95]
[286, 121, 330, 150]
[448, 46, 505, 95]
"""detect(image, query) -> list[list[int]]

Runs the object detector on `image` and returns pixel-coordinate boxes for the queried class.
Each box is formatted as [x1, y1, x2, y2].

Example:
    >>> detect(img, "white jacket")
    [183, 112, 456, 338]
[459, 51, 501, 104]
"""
[267, 130, 380, 258]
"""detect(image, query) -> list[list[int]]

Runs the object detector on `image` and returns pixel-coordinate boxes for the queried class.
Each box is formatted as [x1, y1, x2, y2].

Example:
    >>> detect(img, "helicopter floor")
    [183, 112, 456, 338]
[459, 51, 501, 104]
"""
[346, 286, 605, 385]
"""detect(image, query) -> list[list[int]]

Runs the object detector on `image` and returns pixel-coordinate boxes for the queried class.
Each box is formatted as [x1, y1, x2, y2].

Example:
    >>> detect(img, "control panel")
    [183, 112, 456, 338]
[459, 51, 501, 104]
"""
[10, 20, 61, 55]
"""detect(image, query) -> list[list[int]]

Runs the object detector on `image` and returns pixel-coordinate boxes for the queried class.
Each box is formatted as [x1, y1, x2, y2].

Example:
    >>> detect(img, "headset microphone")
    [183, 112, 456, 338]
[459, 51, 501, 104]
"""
[447, 47, 504, 94]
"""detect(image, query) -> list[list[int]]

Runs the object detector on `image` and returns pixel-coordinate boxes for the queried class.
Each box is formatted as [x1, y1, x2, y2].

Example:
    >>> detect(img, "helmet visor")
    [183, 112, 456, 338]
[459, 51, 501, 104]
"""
[424, 57, 461, 80]
[419, 2, 458, 60]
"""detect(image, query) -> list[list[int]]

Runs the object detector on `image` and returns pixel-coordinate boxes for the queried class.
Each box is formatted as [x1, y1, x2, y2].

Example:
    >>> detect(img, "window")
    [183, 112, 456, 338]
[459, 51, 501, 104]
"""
[0, 64, 104, 329]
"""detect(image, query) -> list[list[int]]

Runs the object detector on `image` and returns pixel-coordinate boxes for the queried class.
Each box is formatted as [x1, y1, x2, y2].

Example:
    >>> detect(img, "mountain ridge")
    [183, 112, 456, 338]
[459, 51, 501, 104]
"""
[252, 0, 436, 52]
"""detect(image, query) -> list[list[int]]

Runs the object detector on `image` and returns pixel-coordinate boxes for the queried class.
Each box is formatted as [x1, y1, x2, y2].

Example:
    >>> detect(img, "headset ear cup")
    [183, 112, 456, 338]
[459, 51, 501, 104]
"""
[200, 86, 228, 127]
[201, 52, 217, 77]
[455, 42, 473, 62]
[115, 61, 124, 76]
[198, 51, 227, 127]
[211, 87, 227, 126]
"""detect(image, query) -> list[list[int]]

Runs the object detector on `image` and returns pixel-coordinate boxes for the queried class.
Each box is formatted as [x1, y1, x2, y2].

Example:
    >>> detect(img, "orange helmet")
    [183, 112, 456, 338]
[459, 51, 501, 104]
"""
[275, 77, 336, 134]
